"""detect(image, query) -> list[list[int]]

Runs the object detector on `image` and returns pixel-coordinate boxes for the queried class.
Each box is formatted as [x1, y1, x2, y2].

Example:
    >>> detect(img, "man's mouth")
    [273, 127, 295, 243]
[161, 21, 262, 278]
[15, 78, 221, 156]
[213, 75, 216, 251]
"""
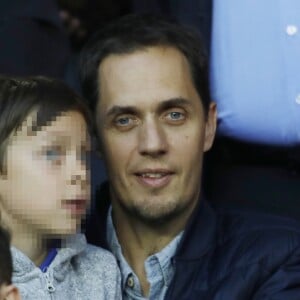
[134, 169, 174, 188]
[140, 173, 166, 178]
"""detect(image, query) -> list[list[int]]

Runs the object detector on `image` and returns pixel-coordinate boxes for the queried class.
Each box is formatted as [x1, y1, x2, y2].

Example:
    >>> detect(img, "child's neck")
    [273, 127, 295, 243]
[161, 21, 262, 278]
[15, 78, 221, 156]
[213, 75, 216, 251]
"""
[13, 229, 47, 266]
[2, 210, 47, 266]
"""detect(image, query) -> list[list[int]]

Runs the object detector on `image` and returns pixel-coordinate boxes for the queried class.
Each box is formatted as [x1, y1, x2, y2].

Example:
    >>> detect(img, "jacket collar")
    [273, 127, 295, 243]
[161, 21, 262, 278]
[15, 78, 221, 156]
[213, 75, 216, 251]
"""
[175, 199, 217, 260]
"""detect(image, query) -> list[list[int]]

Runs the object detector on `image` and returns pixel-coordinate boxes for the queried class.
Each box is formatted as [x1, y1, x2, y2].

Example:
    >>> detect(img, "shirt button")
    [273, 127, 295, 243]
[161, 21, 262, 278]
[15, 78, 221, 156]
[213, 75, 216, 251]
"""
[127, 275, 135, 288]
[296, 94, 300, 104]
[286, 25, 298, 36]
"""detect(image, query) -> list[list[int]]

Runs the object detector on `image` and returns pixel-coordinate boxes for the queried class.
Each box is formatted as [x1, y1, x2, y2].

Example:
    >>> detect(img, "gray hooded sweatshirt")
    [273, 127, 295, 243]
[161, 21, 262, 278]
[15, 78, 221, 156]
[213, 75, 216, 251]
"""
[12, 234, 122, 300]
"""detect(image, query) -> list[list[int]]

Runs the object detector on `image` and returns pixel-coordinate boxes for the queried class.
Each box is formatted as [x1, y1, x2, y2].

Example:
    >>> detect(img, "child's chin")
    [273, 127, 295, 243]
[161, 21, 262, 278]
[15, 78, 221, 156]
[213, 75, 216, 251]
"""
[44, 222, 80, 237]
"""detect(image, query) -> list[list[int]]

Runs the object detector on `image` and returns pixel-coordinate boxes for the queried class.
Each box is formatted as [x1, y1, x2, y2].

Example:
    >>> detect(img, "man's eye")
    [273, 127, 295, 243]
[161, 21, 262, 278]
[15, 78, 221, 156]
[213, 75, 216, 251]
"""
[166, 111, 185, 121]
[116, 117, 130, 126]
[114, 116, 137, 129]
[170, 112, 183, 119]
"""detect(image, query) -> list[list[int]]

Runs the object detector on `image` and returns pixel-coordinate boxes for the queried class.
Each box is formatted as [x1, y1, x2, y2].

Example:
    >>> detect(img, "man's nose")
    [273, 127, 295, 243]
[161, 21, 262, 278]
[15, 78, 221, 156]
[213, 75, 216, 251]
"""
[138, 119, 168, 157]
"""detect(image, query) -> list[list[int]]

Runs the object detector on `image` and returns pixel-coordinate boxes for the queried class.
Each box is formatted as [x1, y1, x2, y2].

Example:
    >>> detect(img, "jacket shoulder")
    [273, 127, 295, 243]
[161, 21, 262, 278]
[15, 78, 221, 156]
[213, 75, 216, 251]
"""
[215, 209, 300, 271]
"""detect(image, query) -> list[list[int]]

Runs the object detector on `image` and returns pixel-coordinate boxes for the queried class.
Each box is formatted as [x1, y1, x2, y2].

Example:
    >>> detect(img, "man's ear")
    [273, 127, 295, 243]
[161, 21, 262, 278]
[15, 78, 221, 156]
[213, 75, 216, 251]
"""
[203, 102, 217, 152]
[0, 284, 21, 300]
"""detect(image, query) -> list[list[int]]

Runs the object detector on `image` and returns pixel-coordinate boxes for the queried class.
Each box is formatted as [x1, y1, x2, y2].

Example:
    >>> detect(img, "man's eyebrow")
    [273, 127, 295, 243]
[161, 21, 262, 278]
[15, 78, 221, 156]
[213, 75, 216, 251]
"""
[105, 105, 139, 118]
[158, 97, 192, 111]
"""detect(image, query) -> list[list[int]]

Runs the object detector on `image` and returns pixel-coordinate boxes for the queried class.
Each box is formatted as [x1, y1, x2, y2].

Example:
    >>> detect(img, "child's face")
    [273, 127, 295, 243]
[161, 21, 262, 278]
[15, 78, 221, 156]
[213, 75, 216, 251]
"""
[0, 110, 90, 236]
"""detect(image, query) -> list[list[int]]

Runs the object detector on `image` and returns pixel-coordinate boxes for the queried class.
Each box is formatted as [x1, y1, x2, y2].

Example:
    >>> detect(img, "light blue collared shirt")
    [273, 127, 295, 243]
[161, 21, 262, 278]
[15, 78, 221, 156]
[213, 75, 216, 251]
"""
[210, 0, 300, 145]
[106, 207, 183, 300]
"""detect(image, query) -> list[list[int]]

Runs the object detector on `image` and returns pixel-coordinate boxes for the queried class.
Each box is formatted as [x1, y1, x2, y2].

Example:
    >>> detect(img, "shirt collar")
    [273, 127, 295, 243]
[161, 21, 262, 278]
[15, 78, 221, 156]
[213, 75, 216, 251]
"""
[106, 206, 134, 291]
[145, 231, 183, 287]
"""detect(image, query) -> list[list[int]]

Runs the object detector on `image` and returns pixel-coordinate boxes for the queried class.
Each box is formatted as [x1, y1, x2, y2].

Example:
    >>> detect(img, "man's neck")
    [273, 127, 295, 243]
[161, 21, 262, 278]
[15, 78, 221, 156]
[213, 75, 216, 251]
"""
[111, 204, 192, 296]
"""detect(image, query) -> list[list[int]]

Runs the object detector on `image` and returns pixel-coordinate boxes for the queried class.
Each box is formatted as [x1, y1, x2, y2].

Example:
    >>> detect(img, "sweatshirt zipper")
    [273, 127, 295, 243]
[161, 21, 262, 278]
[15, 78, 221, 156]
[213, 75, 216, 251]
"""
[44, 269, 56, 296]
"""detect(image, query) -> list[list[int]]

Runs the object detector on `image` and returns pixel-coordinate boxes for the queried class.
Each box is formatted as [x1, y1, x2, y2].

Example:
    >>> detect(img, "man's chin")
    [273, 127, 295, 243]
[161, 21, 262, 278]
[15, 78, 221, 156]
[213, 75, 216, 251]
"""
[126, 202, 184, 227]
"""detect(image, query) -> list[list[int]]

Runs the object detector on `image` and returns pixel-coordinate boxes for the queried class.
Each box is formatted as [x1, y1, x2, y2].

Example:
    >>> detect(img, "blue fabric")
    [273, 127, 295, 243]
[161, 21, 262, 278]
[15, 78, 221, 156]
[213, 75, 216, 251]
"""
[86, 182, 300, 299]
[39, 248, 57, 272]
[210, 0, 300, 145]
[106, 207, 182, 299]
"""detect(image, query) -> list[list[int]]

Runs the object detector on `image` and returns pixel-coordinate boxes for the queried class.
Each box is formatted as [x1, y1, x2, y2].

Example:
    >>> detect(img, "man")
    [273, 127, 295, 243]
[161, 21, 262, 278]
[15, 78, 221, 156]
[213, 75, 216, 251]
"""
[80, 15, 300, 299]
[0, 227, 20, 300]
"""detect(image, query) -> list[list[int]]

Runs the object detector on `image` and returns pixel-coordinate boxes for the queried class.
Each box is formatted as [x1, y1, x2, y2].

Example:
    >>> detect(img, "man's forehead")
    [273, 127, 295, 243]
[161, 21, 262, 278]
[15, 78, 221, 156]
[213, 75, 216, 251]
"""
[98, 45, 187, 74]
[97, 46, 199, 113]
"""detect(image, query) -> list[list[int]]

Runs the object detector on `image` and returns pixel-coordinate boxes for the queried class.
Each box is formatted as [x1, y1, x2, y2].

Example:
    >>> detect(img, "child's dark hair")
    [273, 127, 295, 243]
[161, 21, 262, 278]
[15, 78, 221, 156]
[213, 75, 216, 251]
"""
[0, 226, 12, 285]
[0, 76, 93, 172]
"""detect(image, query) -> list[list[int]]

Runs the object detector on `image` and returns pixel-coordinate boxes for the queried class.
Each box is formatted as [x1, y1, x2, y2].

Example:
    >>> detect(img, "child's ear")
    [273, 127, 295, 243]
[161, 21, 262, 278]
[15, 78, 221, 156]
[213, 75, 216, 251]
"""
[0, 147, 9, 180]
[0, 166, 8, 180]
[0, 171, 7, 181]
[0, 284, 21, 300]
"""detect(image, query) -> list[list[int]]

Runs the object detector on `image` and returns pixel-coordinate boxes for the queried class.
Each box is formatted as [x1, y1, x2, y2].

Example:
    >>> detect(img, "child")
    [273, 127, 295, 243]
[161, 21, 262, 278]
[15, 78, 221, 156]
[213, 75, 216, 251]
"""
[0, 226, 20, 300]
[0, 76, 121, 299]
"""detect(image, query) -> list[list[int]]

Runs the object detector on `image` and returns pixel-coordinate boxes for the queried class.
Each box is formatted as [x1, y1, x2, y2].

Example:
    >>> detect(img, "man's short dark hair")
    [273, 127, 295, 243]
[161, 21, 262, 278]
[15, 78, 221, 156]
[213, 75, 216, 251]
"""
[0, 226, 12, 285]
[79, 14, 211, 117]
[0, 76, 92, 172]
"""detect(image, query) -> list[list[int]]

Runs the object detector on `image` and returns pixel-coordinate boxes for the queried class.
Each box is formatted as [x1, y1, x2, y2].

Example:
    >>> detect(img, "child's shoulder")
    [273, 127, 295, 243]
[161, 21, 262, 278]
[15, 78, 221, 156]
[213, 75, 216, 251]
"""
[76, 243, 118, 270]
[85, 243, 116, 260]
[75, 244, 121, 298]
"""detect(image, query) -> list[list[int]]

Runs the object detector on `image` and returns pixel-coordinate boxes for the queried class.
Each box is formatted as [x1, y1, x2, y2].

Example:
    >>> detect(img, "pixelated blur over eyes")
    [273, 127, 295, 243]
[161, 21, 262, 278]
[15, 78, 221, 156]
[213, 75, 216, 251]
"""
[41, 145, 64, 166]
[38, 145, 90, 167]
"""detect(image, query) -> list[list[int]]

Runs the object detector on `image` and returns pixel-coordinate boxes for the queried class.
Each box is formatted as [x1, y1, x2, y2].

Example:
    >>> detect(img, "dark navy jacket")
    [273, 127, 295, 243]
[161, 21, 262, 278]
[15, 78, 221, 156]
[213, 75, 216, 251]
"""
[86, 183, 300, 299]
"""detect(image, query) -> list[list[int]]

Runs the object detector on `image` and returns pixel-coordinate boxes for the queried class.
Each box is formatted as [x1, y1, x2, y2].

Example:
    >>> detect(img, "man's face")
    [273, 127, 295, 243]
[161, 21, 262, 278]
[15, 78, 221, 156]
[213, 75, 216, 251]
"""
[97, 46, 216, 224]
[0, 111, 90, 236]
